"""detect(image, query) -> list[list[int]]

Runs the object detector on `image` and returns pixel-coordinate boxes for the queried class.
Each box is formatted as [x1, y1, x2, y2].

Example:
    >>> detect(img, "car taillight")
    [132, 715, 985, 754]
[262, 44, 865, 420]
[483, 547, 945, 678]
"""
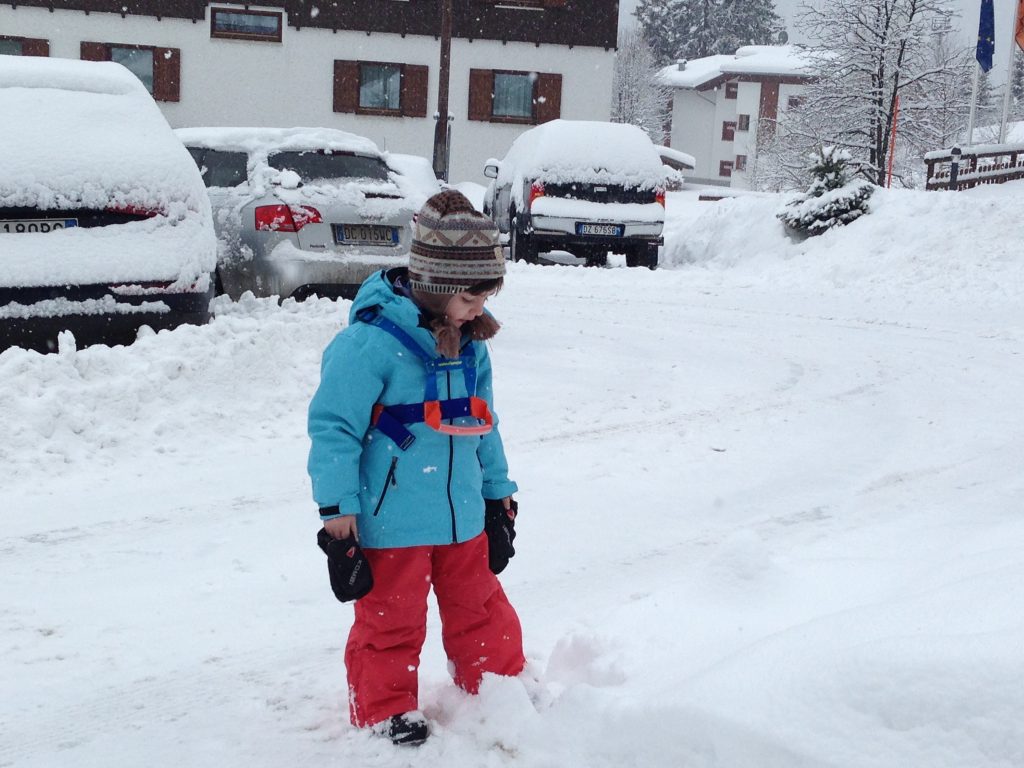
[528, 181, 545, 208]
[655, 188, 666, 207]
[254, 205, 323, 232]
[106, 203, 162, 218]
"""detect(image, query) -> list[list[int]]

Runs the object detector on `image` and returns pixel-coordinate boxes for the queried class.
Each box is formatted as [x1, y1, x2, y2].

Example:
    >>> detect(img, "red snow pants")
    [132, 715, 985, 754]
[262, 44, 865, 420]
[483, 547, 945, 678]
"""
[344, 531, 525, 728]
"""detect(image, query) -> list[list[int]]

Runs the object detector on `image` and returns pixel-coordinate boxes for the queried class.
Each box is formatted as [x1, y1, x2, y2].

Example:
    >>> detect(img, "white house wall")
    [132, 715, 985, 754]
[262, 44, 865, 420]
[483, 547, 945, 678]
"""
[671, 89, 719, 185]
[669, 77, 810, 190]
[730, 81, 761, 190]
[0, 5, 615, 184]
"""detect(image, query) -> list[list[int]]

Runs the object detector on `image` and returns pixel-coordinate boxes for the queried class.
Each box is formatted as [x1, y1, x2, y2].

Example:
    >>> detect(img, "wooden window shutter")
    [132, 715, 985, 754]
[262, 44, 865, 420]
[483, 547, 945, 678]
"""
[534, 72, 562, 124]
[333, 60, 359, 113]
[468, 69, 493, 121]
[153, 47, 181, 102]
[80, 42, 109, 61]
[401, 64, 429, 118]
[21, 38, 50, 57]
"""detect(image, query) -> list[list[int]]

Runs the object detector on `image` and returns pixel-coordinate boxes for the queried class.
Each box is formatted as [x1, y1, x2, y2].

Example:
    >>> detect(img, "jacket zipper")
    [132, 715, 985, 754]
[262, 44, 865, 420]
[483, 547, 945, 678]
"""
[372, 456, 398, 516]
[445, 370, 457, 542]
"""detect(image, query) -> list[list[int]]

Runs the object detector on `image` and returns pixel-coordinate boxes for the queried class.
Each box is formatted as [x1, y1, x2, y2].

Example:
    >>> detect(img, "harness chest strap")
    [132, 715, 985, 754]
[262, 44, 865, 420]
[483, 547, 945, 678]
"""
[356, 307, 494, 450]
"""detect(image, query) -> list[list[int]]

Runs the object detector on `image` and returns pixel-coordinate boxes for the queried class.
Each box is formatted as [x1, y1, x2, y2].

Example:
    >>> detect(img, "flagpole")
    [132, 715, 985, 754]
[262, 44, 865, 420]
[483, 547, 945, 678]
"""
[967, 63, 981, 146]
[999, 1, 1019, 142]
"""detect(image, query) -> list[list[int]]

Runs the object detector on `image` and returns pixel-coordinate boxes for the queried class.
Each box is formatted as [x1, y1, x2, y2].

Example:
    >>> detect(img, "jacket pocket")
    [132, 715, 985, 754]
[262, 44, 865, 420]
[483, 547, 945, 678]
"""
[372, 456, 398, 517]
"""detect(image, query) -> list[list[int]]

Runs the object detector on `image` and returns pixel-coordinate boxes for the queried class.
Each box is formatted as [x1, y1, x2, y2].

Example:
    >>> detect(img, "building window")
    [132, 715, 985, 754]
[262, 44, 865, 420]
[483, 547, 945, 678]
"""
[81, 42, 180, 101]
[719, 160, 733, 177]
[493, 72, 534, 118]
[360, 63, 402, 112]
[110, 46, 155, 93]
[333, 60, 429, 118]
[735, 154, 747, 171]
[210, 8, 283, 42]
[468, 68, 562, 125]
[737, 114, 750, 131]
[725, 82, 738, 99]
[0, 36, 49, 56]
[722, 121, 736, 141]
[787, 95, 804, 109]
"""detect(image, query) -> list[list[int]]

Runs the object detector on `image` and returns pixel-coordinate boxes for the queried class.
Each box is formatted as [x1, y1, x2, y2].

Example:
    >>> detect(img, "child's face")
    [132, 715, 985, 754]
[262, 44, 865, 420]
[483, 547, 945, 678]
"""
[446, 290, 492, 327]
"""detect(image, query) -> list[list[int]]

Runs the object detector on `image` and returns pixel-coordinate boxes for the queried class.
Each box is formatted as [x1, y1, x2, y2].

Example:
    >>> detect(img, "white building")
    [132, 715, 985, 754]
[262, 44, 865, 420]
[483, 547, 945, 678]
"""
[660, 46, 813, 190]
[0, 1, 618, 184]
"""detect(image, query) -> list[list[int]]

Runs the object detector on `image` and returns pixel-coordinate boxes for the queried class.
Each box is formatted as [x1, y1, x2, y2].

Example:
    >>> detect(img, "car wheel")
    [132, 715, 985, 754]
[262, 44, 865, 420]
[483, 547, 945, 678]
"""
[586, 250, 608, 267]
[626, 245, 659, 270]
[510, 215, 537, 263]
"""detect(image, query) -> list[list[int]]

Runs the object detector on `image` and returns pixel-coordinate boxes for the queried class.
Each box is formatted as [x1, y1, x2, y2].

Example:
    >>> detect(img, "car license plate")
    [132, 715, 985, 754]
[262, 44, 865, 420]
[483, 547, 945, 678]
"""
[0, 218, 79, 234]
[577, 223, 623, 237]
[334, 224, 399, 246]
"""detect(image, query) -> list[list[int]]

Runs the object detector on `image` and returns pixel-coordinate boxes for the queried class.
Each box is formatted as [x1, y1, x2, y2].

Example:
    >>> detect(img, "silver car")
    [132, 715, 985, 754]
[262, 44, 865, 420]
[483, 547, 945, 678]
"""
[177, 127, 418, 300]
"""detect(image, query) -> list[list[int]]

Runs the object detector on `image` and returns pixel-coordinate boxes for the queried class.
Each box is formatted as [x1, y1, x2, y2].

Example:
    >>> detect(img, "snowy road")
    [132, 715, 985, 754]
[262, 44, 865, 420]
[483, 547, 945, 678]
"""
[3, 189, 1023, 767]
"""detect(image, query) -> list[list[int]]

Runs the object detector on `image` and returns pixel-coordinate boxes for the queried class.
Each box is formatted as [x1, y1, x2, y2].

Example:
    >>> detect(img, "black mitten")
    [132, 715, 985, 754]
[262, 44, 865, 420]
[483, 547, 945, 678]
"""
[484, 498, 518, 575]
[317, 528, 373, 602]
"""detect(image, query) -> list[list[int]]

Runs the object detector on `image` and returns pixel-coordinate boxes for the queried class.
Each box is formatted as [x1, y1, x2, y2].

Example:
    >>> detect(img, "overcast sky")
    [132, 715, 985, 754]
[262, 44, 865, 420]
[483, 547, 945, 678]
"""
[618, 0, 1019, 83]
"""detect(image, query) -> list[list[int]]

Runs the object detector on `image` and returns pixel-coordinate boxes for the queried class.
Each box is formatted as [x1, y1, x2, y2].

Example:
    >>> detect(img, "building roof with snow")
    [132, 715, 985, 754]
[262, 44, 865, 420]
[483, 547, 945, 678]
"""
[659, 45, 815, 91]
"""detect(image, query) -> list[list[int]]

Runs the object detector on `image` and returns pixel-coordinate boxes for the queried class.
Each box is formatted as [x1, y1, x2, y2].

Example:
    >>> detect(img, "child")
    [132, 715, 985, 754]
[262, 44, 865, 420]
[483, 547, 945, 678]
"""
[307, 190, 525, 746]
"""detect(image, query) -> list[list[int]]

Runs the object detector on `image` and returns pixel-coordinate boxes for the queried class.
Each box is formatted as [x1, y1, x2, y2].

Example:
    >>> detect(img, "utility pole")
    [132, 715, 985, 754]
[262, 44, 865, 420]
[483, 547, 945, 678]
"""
[432, 0, 453, 181]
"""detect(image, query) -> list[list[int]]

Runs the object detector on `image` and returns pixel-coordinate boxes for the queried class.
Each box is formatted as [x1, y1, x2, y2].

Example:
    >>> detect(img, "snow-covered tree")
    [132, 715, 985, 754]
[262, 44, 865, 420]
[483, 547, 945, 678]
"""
[635, 0, 784, 65]
[765, 0, 962, 189]
[778, 146, 874, 237]
[611, 27, 672, 145]
[1011, 49, 1024, 120]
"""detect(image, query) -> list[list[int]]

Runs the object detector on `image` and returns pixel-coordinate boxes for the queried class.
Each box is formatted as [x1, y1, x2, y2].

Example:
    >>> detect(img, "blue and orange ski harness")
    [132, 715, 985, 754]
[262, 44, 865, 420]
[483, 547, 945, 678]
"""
[356, 307, 493, 450]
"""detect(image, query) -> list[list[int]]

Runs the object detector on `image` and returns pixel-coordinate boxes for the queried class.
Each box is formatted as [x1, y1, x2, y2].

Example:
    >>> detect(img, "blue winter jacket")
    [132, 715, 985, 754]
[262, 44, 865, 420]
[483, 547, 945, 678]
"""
[307, 269, 518, 549]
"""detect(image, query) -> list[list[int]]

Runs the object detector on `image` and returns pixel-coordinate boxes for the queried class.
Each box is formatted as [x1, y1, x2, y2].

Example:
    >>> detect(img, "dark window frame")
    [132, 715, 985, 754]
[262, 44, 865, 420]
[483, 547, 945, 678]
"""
[490, 69, 537, 124]
[787, 95, 804, 110]
[80, 41, 180, 102]
[725, 81, 738, 99]
[357, 61, 404, 116]
[722, 121, 736, 141]
[334, 59, 429, 119]
[468, 68, 560, 125]
[0, 35, 49, 56]
[737, 114, 750, 131]
[734, 154, 747, 172]
[719, 160, 734, 177]
[210, 7, 283, 43]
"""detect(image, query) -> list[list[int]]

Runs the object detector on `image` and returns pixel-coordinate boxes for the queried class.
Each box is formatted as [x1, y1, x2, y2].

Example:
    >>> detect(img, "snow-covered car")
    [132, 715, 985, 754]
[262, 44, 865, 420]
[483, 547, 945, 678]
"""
[0, 55, 217, 352]
[176, 127, 419, 301]
[386, 152, 443, 202]
[482, 120, 679, 268]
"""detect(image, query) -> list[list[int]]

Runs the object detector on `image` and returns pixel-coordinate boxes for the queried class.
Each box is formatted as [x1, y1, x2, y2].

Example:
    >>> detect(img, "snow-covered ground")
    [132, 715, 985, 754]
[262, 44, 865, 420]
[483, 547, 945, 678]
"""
[2, 184, 1023, 767]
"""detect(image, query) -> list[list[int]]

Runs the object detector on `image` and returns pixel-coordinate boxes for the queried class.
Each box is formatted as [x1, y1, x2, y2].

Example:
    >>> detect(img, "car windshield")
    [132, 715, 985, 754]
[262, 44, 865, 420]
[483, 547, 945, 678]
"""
[268, 151, 390, 183]
[188, 148, 248, 188]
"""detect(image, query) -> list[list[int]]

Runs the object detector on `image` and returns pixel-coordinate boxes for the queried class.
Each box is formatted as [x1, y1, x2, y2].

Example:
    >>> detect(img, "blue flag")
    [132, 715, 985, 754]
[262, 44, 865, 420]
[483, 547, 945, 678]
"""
[977, 0, 995, 72]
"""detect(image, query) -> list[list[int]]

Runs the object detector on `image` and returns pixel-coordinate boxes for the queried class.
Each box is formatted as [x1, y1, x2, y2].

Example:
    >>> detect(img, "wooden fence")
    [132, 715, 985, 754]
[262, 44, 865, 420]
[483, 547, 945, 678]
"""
[925, 143, 1024, 190]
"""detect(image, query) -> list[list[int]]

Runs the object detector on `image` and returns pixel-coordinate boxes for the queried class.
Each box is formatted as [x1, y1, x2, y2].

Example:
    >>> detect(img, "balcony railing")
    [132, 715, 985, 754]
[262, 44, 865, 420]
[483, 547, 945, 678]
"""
[925, 143, 1024, 190]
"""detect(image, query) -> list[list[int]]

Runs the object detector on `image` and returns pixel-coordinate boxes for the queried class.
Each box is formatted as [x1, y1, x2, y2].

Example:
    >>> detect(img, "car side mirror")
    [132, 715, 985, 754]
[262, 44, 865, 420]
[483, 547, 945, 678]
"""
[483, 162, 500, 179]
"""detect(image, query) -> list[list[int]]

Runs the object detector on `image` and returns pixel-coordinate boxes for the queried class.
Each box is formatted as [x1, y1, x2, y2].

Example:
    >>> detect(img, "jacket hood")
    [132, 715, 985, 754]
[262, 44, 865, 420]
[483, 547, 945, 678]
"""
[348, 268, 422, 330]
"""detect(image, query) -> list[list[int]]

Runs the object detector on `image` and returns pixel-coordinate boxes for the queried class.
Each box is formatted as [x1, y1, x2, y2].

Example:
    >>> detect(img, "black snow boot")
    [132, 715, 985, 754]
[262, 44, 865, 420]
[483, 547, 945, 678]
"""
[377, 713, 429, 746]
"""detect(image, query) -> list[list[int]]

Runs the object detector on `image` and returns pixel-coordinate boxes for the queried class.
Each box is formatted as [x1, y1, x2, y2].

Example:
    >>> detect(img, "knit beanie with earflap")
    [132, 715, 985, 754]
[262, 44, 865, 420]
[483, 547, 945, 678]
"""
[408, 190, 505, 357]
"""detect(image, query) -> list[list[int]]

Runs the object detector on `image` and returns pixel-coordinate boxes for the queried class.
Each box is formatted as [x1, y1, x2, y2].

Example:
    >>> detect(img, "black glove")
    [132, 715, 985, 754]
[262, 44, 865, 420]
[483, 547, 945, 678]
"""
[484, 498, 518, 575]
[317, 528, 373, 602]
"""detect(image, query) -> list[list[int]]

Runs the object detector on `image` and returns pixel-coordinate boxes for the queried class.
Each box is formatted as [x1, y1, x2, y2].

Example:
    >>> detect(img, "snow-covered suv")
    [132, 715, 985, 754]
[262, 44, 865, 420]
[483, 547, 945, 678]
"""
[482, 120, 678, 268]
